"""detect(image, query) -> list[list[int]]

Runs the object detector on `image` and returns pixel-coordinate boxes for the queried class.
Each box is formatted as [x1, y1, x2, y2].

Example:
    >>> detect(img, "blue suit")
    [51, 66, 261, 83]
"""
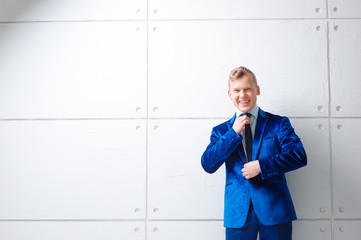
[201, 108, 307, 228]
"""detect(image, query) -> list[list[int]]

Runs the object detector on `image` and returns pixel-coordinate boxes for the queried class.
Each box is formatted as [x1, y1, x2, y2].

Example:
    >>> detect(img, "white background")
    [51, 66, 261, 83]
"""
[0, 0, 360, 239]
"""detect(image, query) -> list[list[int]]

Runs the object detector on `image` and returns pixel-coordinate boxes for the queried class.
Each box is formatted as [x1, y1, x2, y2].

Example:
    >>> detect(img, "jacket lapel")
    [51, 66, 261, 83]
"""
[252, 108, 269, 161]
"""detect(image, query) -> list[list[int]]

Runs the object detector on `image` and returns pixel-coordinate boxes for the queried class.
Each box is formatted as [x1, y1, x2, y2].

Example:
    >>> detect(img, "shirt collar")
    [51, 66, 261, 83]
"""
[236, 104, 259, 118]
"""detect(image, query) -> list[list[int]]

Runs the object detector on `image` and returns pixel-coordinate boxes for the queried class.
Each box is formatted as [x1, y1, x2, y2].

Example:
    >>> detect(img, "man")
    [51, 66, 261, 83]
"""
[201, 66, 307, 240]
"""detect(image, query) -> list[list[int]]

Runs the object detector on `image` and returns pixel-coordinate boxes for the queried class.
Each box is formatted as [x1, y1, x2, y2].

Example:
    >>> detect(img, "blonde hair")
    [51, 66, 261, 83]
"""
[228, 66, 257, 89]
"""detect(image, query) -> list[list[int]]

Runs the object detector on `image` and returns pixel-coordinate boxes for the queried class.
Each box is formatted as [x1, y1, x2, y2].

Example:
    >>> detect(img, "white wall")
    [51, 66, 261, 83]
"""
[0, 1, 360, 239]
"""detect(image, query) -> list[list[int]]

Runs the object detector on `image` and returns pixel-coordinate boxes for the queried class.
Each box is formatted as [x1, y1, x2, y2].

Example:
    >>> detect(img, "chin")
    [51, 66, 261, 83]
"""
[238, 106, 250, 112]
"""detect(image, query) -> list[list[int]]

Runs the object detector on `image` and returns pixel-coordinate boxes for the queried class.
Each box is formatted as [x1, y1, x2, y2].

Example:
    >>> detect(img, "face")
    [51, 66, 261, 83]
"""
[228, 76, 260, 113]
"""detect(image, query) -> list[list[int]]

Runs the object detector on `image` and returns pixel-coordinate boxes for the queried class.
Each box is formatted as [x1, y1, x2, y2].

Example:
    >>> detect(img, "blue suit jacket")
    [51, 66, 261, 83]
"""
[201, 108, 307, 228]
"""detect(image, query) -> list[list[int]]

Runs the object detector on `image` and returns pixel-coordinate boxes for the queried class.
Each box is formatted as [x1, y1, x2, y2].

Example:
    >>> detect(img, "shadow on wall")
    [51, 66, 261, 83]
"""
[0, 0, 45, 22]
[0, 0, 45, 109]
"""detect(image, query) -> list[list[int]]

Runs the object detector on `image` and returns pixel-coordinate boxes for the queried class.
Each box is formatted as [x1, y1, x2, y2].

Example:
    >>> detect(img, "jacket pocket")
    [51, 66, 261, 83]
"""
[225, 182, 233, 187]
[262, 135, 274, 140]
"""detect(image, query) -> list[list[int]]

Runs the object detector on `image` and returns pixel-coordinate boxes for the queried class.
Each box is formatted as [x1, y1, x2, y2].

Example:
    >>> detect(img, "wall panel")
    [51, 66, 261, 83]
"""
[287, 119, 331, 219]
[334, 221, 361, 240]
[148, 119, 226, 219]
[293, 221, 331, 240]
[329, 0, 361, 18]
[149, 20, 328, 118]
[149, 0, 326, 19]
[330, 20, 361, 117]
[0, 222, 145, 240]
[0, 120, 146, 219]
[332, 119, 361, 219]
[147, 221, 224, 240]
[0, 0, 146, 21]
[0, 22, 147, 119]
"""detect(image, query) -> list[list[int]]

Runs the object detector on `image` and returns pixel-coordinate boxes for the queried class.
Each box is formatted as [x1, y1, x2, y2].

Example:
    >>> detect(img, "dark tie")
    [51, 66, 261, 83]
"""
[241, 113, 253, 162]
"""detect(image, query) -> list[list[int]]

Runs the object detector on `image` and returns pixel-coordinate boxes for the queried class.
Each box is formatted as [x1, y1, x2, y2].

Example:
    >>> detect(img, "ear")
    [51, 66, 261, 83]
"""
[256, 86, 260, 95]
[228, 90, 232, 99]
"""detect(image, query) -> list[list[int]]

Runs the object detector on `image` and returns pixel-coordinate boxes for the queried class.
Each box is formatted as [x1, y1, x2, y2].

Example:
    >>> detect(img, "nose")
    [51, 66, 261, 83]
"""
[239, 90, 245, 97]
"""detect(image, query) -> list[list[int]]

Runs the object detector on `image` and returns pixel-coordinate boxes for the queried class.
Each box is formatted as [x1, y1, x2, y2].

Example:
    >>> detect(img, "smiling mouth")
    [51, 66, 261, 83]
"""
[239, 100, 250, 104]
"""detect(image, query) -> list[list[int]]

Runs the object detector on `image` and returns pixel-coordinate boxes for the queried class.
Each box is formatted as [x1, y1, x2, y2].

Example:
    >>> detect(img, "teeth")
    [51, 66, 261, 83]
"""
[240, 100, 249, 103]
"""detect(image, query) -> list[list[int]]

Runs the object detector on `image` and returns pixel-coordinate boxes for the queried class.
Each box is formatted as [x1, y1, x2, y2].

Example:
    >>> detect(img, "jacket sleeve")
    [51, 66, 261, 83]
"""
[258, 117, 307, 180]
[201, 127, 242, 174]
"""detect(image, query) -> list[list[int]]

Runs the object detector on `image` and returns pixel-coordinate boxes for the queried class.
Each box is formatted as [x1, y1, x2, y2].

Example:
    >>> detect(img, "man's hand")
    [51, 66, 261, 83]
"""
[232, 115, 250, 135]
[242, 160, 261, 179]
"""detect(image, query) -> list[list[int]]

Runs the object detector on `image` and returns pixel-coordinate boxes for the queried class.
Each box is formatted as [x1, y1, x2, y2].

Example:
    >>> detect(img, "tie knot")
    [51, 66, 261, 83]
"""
[240, 113, 252, 118]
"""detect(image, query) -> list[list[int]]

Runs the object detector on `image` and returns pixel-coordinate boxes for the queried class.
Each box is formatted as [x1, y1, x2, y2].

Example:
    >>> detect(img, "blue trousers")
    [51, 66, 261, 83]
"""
[226, 203, 292, 240]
